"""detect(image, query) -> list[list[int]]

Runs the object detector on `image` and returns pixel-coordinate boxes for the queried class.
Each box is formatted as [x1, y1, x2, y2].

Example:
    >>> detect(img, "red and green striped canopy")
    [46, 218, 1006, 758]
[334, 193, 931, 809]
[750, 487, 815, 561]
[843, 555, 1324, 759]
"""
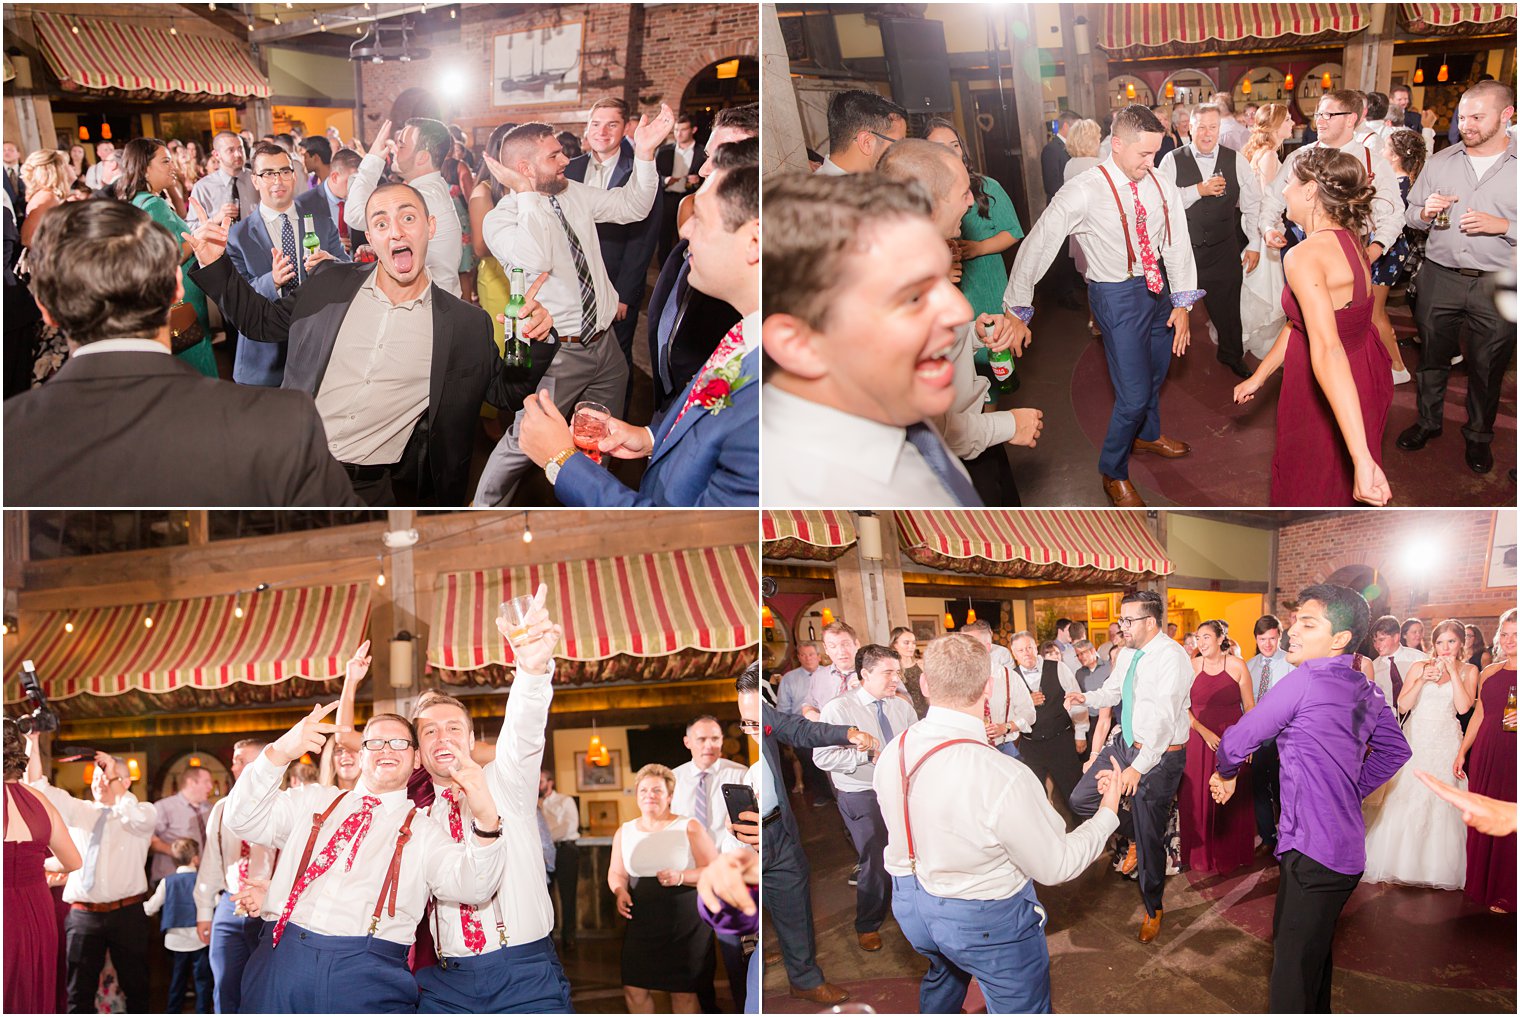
[34, 10, 270, 99]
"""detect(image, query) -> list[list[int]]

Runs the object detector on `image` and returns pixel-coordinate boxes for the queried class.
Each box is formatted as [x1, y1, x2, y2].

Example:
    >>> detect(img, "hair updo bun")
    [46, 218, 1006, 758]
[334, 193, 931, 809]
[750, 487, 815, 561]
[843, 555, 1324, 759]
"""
[1291, 146, 1379, 236]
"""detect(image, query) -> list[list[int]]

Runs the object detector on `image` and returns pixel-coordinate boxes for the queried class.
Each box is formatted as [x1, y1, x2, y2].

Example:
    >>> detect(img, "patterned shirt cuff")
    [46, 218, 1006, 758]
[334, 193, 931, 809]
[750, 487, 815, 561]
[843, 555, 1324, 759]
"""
[1170, 289, 1206, 308]
[1006, 306, 1035, 323]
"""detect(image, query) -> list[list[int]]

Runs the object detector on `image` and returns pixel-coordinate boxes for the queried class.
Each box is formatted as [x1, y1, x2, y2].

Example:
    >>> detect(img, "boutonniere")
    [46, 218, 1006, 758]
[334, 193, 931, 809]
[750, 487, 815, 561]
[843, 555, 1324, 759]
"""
[764, 725, 773, 737]
[693, 353, 752, 415]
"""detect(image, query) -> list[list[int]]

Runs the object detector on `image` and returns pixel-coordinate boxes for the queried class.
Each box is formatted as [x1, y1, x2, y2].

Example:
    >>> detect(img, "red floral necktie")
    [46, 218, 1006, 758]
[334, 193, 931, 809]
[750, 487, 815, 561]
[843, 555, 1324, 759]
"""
[440, 789, 487, 954]
[1129, 180, 1164, 294]
[672, 322, 745, 428]
[271, 795, 380, 946]
[236, 840, 250, 889]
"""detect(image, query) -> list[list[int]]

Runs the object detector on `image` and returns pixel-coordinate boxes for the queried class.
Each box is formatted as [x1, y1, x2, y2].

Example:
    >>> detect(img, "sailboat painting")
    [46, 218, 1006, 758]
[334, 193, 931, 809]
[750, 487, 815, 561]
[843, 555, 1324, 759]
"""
[493, 22, 583, 106]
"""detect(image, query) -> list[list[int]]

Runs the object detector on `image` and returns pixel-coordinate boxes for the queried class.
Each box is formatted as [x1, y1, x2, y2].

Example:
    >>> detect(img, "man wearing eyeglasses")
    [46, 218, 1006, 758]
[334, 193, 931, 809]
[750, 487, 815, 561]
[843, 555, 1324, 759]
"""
[226, 142, 348, 386]
[1257, 90, 1403, 264]
[815, 89, 907, 176]
[224, 701, 508, 1013]
[1063, 589, 1194, 944]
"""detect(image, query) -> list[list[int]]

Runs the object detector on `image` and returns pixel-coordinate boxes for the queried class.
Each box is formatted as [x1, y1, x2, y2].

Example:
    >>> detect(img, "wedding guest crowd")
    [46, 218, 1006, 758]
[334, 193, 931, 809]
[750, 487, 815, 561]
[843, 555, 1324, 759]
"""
[4, 101, 761, 509]
[762, 81, 1515, 508]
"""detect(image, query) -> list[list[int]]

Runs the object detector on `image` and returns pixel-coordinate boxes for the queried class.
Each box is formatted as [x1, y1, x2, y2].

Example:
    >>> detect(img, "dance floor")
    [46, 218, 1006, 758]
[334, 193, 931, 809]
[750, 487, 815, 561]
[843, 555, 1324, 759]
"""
[762, 784, 1518, 1014]
[998, 289, 1516, 507]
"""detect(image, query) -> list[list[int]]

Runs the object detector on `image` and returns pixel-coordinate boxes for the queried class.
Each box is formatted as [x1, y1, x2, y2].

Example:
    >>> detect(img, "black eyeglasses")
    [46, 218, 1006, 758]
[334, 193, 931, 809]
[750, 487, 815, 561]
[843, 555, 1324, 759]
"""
[1115, 615, 1149, 628]
[868, 131, 899, 146]
[253, 167, 296, 180]
[1313, 111, 1356, 123]
[360, 737, 415, 751]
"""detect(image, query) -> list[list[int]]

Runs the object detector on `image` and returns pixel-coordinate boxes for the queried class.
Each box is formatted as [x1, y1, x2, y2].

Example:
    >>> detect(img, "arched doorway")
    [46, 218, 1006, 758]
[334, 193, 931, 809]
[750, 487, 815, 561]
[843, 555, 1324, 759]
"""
[1325, 564, 1391, 621]
[680, 56, 758, 134]
[388, 86, 442, 128]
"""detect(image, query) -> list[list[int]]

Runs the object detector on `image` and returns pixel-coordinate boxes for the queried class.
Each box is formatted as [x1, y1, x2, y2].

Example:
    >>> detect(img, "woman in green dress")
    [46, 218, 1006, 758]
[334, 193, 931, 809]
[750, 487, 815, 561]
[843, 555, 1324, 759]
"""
[924, 118, 1023, 397]
[114, 138, 217, 377]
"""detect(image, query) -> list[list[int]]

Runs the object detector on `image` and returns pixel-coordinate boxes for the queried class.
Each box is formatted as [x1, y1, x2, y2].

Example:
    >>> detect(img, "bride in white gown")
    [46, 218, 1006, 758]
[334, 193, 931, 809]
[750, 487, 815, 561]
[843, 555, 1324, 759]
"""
[1239, 104, 1297, 359]
[1363, 620, 1478, 889]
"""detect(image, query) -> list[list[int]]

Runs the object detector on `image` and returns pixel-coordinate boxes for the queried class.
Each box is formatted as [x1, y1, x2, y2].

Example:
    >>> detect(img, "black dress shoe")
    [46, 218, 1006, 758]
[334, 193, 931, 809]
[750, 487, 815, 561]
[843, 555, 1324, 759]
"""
[1220, 358, 1252, 379]
[1396, 423, 1442, 451]
[1466, 439, 1494, 474]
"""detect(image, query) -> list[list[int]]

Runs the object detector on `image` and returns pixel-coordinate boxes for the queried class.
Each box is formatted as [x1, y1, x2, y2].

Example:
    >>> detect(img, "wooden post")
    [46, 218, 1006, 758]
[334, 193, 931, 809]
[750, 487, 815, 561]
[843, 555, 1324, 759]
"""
[1343, 5, 1394, 95]
[761, 4, 810, 175]
[1144, 512, 1170, 614]
[372, 510, 418, 718]
[1005, 4, 1052, 223]
[878, 515, 912, 636]
[1060, 4, 1099, 119]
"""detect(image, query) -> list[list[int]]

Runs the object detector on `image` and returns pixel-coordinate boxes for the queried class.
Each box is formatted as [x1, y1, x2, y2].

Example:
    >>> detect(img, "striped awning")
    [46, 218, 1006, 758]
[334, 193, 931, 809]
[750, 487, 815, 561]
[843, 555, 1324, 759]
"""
[1400, 3, 1516, 32]
[1099, 4, 1370, 59]
[896, 511, 1173, 584]
[3, 583, 370, 711]
[33, 11, 271, 101]
[429, 545, 759, 682]
[762, 510, 858, 562]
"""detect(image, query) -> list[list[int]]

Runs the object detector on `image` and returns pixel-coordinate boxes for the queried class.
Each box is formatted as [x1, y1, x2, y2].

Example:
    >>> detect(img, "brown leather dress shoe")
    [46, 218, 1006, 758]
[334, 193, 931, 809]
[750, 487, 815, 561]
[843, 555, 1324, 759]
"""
[857, 930, 883, 951]
[1102, 475, 1146, 507]
[1120, 842, 1138, 874]
[789, 983, 850, 1006]
[1138, 909, 1164, 943]
[1132, 435, 1191, 458]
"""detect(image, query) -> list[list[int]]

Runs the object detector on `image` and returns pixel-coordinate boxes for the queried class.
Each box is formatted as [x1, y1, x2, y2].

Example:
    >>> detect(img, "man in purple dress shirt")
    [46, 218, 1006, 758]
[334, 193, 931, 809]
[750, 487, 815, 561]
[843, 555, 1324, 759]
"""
[1211, 583, 1411, 1013]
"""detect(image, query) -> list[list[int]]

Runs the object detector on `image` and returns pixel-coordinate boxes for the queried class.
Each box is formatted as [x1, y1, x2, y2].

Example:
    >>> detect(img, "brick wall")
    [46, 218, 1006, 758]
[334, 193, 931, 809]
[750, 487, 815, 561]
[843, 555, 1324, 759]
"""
[1275, 511, 1515, 636]
[357, 3, 755, 145]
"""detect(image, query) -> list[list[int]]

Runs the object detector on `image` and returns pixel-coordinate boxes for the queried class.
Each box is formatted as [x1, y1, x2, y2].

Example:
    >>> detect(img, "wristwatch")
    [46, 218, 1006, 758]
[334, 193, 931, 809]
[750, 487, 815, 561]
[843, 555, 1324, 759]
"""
[543, 448, 577, 484]
[471, 820, 504, 839]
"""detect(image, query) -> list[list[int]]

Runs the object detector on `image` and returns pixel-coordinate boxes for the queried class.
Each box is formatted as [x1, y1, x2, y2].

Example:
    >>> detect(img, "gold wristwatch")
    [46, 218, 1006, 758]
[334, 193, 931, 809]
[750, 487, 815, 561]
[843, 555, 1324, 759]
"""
[544, 447, 577, 484]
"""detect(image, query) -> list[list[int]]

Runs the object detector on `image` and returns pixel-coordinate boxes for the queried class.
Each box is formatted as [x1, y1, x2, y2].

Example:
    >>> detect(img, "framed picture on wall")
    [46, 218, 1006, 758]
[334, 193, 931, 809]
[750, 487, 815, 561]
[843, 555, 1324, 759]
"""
[1087, 595, 1111, 624]
[492, 21, 583, 107]
[588, 800, 619, 836]
[210, 108, 236, 135]
[910, 616, 938, 642]
[1484, 512, 1517, 589]
[574, 749, 623, 792]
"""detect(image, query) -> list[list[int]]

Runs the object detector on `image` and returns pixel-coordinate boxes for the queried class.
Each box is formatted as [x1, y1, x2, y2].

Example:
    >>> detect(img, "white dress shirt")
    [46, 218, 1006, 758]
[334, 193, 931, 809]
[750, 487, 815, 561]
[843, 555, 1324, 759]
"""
[1004, 156, 1199, 312]
[144, 866, 206, 951]
[776, 665, 820, 715]
[583, 150, 620, 190]
[194, 796, 277, 922]
[761, 385, 970, 507]
[1257, 137, 1404, 251]
[224, 753, 505, 946]
[428, 663, 558, 955]
[482, 159, 657, 337]
[32, 781, 156, 904]
[665, 143, 696, 192]
[1218, 117, 1251, 152]
[815, 157, 848, 177]
[540, 790, 580, 842]
[803, 663, 856, 713]
[814, 686, 920, 793]
[986, 648, 1037, 745]
[1246, 648, 1294, 700]
[1013, 659, 1090, 741]
[313, 269, 434, 466]
[875, 707, 1118, 899]
[1373, 644, 1430, 706]
[70, 337, 171, 358]
[345, 157, 462, 296]
[672, 758, 751, 846]
[1157, 142, 1265, 253]
[934, 321, 1020, 460]
[1080, 633, 1194, 775]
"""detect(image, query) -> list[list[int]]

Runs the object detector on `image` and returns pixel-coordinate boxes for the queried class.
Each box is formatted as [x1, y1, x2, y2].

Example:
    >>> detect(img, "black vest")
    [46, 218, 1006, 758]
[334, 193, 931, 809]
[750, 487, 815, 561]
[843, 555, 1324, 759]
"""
[1026, 659, 1074, 741]
[1171, 145, 1247, 251]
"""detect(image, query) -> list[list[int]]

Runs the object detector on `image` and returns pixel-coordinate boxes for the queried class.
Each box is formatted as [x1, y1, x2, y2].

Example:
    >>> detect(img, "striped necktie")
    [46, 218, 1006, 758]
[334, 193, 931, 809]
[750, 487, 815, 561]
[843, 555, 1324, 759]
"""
[694, 771, 710, 831]
[547, 194, 600, 336]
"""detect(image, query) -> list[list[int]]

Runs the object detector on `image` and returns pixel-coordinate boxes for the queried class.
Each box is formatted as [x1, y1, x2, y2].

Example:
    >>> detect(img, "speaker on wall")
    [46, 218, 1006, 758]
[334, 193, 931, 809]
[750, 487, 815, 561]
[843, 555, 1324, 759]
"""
[879, 17, 953, 114]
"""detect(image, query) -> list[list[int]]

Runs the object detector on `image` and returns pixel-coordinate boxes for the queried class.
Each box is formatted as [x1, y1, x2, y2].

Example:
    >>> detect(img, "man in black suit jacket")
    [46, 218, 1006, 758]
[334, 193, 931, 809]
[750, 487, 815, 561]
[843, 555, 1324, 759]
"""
[4, 200, 357, 506]
[1039, 110, 1083, 310]
[2, 141, 24, 210]
[1389, 84, 1425, 132]
[186, 181, 554, 506]
[565, 97, 664, 370]
[654, 113, 706, 266]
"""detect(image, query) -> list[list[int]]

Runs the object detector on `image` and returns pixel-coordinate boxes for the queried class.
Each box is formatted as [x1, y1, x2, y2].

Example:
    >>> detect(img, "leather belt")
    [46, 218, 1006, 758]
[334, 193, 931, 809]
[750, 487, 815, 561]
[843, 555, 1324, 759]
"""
[1132, 741, 1187, 753]
[1426, 260, 1485, 279]
[342, 461, 398, 483]
[71, 892, 149, 913]
[559, 328, 609, 346]
[761, 809, 781, 829]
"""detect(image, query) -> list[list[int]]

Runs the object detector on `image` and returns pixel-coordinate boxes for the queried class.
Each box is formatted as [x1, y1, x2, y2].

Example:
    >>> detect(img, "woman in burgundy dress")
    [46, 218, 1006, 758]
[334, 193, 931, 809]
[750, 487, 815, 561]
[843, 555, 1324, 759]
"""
[1232, 146, 1393, 507]
[4, 721, 83, 1014]
[1455, 609, 1517, 912]
[1179, 621, 1257, 874]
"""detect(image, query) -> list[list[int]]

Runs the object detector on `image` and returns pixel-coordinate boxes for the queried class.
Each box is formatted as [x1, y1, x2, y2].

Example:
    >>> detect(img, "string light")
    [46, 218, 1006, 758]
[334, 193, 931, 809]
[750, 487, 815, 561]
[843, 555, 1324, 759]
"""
[208, 2, 216, 10]
[170, 20, 178, 35]
[450, 7, 456, 18]
[72, 22, 80, 34]
[273, 12, 281, 25]
[376, 555, 387, 587]
[64, 616, 75, 634]
[233, 593, 244, 619]
[522, 512, 534, 543]
[144, 616, 154, 629]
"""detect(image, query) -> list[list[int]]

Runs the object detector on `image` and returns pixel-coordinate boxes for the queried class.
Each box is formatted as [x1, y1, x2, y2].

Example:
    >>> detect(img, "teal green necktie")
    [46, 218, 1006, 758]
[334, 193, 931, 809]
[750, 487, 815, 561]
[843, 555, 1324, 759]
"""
[1121, 648, 1145, 746]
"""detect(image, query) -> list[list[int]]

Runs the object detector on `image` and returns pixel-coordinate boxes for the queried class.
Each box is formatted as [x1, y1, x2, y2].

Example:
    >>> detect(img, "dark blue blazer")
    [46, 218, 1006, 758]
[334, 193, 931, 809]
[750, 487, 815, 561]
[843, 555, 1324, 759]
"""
[553, 346, 758, 507]
[646, 240, 737, 413]
[227, 196, 346, 386]
[564, 139, 663, 307]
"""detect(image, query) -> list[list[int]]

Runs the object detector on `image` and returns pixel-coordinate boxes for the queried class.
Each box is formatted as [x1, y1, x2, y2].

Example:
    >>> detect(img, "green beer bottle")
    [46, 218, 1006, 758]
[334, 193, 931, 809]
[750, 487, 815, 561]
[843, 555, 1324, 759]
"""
[301, 214, 319, 258]
[987, 347, 1015, 394]
[505, 267, 531, 368]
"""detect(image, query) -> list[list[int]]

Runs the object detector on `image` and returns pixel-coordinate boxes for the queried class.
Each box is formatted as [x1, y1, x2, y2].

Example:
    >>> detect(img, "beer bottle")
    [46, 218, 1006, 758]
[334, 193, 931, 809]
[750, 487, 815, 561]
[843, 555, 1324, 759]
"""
[505, 267, 531, 369]
[988, 347, 1016, 394]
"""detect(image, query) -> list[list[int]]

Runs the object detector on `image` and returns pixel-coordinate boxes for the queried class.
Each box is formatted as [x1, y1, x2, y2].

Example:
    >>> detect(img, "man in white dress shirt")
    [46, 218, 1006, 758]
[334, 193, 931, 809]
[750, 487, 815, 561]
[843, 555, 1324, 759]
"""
[815, 89, 907, 176]
[671, 714, 750, 1010]
[1158, 103, 1265, 379]
[1215, 94, 1252, 152]
[473, 108, 674, 506]
[32, 750, 157, 1013]
[1003, 104, 1205, 508]
[538, 770, 580, 951]
[194, 738, 273, 1015]
[345, 117, 463, 297]
[1372, 614, 1429, 712]
[778, 642, 835, 805]
[1246, 614, 1293, 853]
[409, 586, 573, 1013]
[815, 644, 920, 952]
[1008, 630, 1090, 814]
[801, 621, 863, 720]
[1065, 590, 1193, 943]
[226, 704, 507, 1013]
[877, 138, 1045, 505]
[1258, 90, 1404, 265]
[963, 620, 1036, 759]
[876, 632, 1123, 1014]
[762, 172, 981, 506]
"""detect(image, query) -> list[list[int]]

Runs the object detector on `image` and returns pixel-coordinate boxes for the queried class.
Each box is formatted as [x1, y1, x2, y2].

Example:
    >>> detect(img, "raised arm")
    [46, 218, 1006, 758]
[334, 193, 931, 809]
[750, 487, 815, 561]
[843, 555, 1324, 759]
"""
[487, 584, 562, 816]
